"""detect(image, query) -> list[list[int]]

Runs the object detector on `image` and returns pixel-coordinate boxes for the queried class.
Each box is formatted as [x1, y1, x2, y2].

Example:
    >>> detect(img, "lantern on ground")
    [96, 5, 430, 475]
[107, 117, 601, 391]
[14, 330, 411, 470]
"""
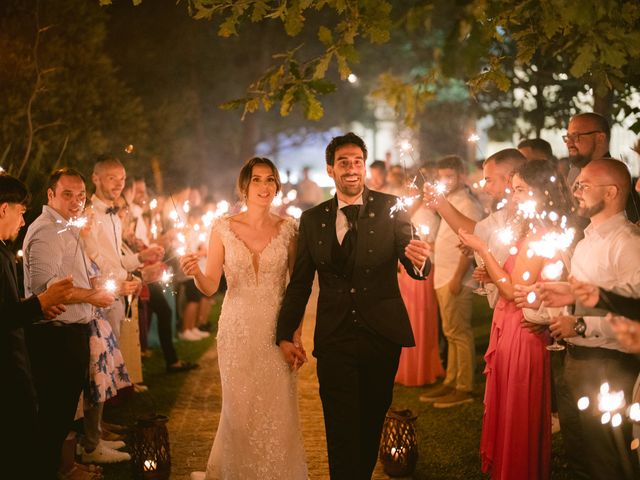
[130, 414, 171, 480]
[379, 409, 418, 477]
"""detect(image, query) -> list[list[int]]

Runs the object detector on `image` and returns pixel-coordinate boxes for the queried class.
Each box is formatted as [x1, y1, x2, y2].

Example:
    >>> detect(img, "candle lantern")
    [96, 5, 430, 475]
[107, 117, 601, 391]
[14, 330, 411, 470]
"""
[379, 409, 418, 477]
[130, 414, 171, 480]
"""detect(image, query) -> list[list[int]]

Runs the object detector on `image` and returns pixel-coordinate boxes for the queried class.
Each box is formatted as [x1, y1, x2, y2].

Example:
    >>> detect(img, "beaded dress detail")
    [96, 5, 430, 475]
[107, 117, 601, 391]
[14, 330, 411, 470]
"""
[203, 216, 308, 480]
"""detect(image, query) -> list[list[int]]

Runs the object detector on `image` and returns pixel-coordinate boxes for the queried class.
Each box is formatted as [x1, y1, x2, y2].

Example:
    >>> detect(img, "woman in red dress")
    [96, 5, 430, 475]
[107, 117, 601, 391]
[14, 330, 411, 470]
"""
[459, 160, 574, 479]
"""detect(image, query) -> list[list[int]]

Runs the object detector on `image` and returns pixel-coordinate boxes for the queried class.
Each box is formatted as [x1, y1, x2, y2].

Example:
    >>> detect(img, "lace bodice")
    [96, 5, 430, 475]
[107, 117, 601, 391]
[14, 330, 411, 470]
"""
[215, 216, 296, 295]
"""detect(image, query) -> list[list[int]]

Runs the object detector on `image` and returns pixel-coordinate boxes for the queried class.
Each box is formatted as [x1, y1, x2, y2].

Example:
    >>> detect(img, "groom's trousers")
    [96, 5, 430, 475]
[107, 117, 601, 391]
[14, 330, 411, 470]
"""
[316, 317, 401, 480]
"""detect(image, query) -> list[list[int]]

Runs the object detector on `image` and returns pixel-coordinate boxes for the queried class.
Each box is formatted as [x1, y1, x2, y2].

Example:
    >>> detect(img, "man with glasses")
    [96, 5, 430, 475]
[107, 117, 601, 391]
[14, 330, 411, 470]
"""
[541, 158, 640, 480]
[564, 112, 610, 186]
[564, 112, 639, 223]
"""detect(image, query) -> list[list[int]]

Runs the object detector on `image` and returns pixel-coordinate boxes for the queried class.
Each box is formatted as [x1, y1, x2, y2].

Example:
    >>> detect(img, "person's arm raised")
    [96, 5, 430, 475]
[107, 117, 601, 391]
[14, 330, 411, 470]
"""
[424, 184, 477, 234]
[180, 229, 224, 297]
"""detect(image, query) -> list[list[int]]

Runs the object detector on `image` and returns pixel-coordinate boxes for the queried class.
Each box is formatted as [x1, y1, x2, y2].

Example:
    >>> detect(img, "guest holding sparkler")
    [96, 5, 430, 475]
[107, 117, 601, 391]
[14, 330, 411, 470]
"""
[1, 174, 75, 479]
[539, 158, 640, 480]
[23, 168, 117, 479]
[420, 155, 483, 407]
[458, 160, 574, 480]
[423, 149, 526, 310]
[119, 182, 199, 373]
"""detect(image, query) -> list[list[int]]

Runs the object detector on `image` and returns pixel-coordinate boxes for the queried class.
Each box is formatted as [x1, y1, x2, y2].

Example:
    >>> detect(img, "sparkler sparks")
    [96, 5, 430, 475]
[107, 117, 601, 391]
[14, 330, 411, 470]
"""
[528, 229, 575, 259]
[56, 216, 89, 233]
[389, 195, 419, 217]
[104, 279, 117, 293]
[541, 260, 564, 280]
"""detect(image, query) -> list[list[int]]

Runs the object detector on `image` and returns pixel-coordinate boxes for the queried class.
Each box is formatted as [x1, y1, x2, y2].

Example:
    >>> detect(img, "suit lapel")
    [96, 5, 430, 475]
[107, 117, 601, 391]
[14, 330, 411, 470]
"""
[315, 197, 339, 272]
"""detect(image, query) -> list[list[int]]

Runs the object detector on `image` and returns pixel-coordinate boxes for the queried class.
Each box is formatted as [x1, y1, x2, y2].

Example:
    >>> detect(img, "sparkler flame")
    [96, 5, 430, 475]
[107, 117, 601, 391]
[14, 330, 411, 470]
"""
[598, 382, 625, 413]
[389, 195, 420, 217]
[528, 229, 575, 259]
[104, 279, 117, 293]
[467, 133, 480, 143]
[56, 216, 89, 234]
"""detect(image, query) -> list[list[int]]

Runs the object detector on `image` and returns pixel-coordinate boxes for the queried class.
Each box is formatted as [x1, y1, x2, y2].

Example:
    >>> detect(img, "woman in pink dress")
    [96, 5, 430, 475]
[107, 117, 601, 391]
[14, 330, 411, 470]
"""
[459, 160, 574, 479]
[396, 205, 444, 386]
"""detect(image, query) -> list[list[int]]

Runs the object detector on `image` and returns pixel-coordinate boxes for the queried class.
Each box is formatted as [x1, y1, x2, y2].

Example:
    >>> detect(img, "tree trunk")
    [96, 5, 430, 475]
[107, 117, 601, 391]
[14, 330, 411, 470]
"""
[593, 89, 613, 120]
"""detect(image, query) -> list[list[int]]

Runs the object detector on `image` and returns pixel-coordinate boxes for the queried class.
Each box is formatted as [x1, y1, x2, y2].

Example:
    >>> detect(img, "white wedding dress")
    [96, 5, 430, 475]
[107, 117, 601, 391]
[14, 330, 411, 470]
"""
[197, 216, 308, 480]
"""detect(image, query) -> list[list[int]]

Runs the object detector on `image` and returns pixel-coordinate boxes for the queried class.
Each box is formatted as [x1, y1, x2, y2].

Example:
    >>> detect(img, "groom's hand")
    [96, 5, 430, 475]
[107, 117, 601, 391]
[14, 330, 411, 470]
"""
[405, 239, 430, 270]
[279, 340, 307, 371]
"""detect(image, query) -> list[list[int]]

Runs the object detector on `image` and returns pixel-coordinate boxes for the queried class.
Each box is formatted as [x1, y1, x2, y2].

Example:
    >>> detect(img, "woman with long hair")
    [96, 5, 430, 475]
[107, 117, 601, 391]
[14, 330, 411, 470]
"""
[180, 157, 308, 480]
[459, 160, 574, 479]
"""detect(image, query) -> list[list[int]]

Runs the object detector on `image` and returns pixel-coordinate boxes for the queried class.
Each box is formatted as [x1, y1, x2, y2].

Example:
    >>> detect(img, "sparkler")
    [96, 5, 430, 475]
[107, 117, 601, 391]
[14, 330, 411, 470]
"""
[467, 132, 485, 159]
[104, 278, 118, 293]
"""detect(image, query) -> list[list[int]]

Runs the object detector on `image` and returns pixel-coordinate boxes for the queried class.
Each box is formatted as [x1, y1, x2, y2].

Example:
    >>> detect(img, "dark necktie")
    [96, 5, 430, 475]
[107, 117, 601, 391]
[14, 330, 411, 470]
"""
[105, 206, 120, 215]
[340, 204, 359, 257]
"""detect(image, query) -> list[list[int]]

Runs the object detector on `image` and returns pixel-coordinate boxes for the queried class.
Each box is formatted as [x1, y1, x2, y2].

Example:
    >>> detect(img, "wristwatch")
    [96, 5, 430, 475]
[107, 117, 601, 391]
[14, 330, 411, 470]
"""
[574, 317, 587, 337]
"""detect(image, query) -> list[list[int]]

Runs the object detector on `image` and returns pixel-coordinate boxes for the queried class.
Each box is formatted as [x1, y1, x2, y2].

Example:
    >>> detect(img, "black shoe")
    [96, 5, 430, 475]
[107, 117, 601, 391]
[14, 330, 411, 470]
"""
[166, 361, 199, 373]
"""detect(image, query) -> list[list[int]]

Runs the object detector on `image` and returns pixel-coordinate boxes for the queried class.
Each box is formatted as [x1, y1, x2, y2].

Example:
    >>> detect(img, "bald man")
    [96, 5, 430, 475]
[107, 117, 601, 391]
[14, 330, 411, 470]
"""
[545, 159, 640, 479]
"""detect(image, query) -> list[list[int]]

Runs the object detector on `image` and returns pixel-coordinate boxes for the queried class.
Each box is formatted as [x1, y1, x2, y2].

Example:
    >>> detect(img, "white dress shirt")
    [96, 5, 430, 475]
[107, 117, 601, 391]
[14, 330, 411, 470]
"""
[434, 187, 484, 290]
[473, 208, 511, 307]
[336, 196, 364, 245]
[568, 212, 640, 350]
[88, 195, 141, 281]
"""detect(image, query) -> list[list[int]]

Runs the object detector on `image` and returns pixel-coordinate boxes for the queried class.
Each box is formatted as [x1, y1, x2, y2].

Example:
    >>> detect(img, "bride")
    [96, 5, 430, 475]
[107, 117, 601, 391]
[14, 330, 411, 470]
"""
[180, 157, 308, 480]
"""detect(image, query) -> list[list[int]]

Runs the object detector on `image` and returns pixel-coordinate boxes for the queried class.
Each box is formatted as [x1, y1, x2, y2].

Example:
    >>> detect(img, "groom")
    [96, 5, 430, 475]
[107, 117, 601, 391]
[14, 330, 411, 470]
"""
[277, 132, 431, 479]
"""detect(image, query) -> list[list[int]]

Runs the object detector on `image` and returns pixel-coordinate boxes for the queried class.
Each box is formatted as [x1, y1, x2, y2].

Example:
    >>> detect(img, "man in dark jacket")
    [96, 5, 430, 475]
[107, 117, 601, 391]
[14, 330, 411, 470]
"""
[0, 174, 73, 478]
[277, 132, 431, 479]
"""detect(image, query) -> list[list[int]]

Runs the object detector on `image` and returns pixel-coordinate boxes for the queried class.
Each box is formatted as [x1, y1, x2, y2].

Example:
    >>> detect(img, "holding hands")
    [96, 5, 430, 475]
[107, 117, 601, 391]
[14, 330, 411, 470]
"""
[279, 339, 307, 372]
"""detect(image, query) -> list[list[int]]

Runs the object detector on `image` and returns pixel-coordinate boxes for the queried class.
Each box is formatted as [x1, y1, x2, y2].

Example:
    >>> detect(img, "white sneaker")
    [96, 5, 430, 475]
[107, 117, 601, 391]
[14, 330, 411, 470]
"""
[190, 472, 206, 480]
[178, 330, 200, 341]
[100, 439, 125, 450]
[82, 442, 131, 463]
[190, 328, 210, 338]
[133, 383, 149, 393]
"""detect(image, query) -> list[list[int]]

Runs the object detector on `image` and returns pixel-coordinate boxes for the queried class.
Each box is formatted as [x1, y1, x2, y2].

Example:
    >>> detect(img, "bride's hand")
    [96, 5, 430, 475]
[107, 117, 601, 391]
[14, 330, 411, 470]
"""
[180, 253, 201, 277]
[292, 329, 307, 367]
[279, 340, 307, 372]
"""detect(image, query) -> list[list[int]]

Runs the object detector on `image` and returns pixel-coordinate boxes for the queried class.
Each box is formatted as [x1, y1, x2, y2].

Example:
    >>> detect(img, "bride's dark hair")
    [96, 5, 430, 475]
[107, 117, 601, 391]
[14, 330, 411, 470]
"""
[237, 157, 281, 199]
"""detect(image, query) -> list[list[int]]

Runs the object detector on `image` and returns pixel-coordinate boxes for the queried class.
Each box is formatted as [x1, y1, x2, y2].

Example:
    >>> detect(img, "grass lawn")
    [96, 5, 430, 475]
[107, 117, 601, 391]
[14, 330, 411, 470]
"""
[98, 295, 222, 479]
[97, 293, 573, 479]
[389, 295, 574, 479]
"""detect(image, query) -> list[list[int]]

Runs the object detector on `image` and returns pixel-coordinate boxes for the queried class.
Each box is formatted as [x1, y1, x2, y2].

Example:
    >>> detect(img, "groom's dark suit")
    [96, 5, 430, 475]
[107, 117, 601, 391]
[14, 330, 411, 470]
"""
[277, 188, 429, 479]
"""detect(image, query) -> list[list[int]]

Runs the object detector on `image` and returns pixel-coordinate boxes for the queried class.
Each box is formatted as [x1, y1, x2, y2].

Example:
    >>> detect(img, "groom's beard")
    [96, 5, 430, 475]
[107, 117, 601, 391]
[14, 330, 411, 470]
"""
[335, 175, 364, 198]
